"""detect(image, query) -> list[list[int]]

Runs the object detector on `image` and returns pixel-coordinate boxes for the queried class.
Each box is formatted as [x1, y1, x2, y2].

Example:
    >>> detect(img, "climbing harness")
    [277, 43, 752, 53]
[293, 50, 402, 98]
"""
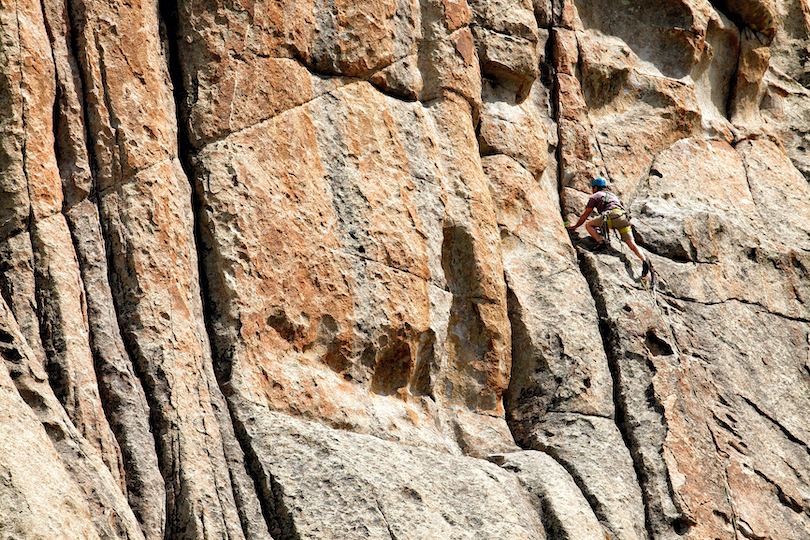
[602, 192, 632, 236]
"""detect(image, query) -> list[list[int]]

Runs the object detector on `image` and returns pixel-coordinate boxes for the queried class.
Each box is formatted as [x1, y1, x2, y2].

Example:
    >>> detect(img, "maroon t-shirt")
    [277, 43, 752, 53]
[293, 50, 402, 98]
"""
[586, 191, 623, 214]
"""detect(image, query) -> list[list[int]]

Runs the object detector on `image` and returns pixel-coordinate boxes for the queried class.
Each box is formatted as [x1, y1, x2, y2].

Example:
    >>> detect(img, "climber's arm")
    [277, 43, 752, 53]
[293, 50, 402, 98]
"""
[567, 206, 594, 229]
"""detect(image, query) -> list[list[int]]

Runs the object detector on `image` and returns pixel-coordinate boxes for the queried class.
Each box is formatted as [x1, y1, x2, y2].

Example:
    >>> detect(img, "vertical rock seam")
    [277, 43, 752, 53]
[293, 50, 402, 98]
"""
[40, 0, 167, 535]
[157, 0, 277, 538]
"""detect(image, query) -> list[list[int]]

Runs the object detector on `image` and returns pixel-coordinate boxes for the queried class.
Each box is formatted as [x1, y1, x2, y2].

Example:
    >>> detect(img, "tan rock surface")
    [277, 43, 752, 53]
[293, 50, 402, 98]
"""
[195, 81, 515, 454]
[0, 288, 144, 540]
[484, 155, 612, 422]
[492, 451, 607, 540]
[42, 0, 168, 533]
[236, 407, 547, 539]
[5, 0, 123, 491]
[69, 0, 270, 537]
[0, 348, 101, 540]
[2, 0, 810, 539]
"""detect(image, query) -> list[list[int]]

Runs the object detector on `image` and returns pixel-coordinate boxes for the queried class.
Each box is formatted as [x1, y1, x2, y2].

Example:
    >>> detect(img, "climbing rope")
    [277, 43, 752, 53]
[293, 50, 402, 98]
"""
[637, 263, 741, 540]
[605, 233, 741, 537]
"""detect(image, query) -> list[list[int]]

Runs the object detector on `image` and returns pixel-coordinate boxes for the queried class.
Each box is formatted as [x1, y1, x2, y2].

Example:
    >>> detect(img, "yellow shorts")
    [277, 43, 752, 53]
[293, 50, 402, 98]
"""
[590, 212, 632, 239]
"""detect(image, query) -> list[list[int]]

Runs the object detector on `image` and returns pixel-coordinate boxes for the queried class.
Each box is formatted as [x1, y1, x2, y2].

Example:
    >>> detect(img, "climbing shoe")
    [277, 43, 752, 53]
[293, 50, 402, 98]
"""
[641, 259, 651, 278]
[593, 241, 609, 253]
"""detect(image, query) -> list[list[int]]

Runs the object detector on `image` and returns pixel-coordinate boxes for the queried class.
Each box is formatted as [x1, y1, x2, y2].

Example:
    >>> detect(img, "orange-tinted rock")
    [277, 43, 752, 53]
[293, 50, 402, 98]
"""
[70, 0, 270, 536]
[195, 82, 514, 455]
[443, 0, 472, 31]
[479, 82, 550, 178]
[5, 0, 125, 490]
[555, 71, 606, 193]
[3, 0, 810, 538]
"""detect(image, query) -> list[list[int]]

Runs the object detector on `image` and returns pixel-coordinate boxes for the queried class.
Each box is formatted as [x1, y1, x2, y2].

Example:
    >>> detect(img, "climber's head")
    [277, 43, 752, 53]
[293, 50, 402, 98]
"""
[591, 177, 607, 191]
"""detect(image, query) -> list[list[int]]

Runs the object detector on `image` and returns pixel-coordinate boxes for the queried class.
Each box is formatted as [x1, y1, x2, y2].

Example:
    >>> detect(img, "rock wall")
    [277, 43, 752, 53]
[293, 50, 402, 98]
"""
[0, 0, 809, 538]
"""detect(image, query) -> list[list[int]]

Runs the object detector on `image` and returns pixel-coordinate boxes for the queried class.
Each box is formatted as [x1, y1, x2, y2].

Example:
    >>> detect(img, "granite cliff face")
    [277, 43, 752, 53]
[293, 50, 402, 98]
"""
[1, 0, 809, 538]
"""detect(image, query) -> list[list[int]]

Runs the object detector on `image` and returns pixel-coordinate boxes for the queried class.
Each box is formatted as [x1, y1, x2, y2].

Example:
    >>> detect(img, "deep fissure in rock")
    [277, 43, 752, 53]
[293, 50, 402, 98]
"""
[50, 7, 176, 540]
[493, 3, 635, 531]
[575, 250, 665, 540]
[228, 410, 293, 540]
[156, 0, 290, 537]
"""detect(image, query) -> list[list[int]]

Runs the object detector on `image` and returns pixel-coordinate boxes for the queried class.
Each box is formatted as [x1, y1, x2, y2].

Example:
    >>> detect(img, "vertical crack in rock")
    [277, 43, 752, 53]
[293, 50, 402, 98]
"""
[487, 4, 639, 536]
[503, 283, 542, 437]
[63, 0, 272, 534]
[157, 0, 277, 538]
[574, 251, 660, 540]
[14, 0, 29, 201]
[575, 242, 745, 540]
[542, 16, 664, 540]
[724, 28, 742, 123]
[503, 277, 603, 530]
[37, 0, 169, 535]
[549, 31, 564, 197]
[538, 8, 650, 539]
[228, 410, 293, 540]
[62, 200, 167, 540]
[0, 1, 153, 536]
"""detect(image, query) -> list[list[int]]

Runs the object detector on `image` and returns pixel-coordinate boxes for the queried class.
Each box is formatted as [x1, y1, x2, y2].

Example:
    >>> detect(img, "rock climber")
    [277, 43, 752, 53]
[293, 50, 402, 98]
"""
[567, 177, 652, 278]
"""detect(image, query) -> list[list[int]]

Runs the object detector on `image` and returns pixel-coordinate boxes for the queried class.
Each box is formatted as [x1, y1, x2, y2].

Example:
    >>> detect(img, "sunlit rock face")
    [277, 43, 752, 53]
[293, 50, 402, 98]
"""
[1, 0, 810, 538]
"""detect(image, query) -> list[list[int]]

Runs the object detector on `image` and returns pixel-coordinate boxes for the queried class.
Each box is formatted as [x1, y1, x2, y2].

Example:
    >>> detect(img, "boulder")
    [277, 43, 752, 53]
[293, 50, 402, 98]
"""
[233, 405, 548, 540]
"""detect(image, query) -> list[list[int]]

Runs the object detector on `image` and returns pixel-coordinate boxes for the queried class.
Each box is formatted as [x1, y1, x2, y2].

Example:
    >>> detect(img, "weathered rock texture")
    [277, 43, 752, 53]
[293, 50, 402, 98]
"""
[1, 0, 810, 538]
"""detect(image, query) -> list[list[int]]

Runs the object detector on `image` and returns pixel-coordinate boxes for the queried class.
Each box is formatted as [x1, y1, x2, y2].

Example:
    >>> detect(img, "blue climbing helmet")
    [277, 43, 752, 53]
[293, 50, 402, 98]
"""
[591, 177, 607, 188]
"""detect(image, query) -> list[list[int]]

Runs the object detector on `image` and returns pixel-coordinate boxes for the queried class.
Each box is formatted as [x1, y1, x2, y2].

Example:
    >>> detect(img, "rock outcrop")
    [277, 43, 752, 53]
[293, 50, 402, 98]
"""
[1, 0, 810, 538]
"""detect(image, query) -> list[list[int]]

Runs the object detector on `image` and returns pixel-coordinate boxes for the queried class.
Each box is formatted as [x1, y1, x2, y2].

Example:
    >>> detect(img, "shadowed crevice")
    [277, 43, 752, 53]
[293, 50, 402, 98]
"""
[707, 0, 775, 41]
[47, 4, 177, 540]
[575, 250, 667, 540]
[157, 0, 277, 539]
[440, 224, 497, 410]
[228, 407, 298, 540]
